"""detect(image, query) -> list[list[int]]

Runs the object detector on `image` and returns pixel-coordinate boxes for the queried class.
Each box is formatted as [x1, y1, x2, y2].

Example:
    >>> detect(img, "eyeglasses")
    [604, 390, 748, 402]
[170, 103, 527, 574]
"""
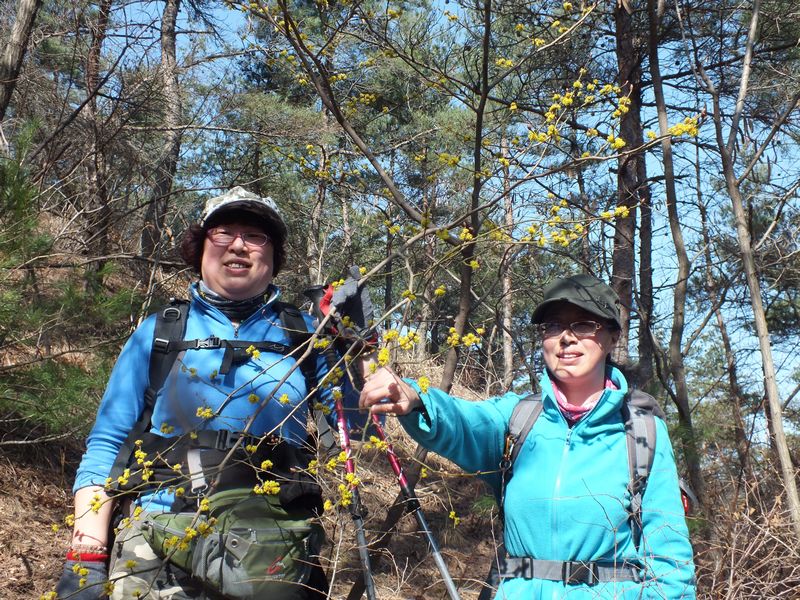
[537, 320, 604, 338]
[207, 228, 270, 247]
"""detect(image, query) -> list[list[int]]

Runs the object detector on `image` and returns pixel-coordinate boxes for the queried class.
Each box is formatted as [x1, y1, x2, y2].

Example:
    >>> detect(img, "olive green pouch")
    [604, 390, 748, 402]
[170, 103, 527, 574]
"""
[142, 488, 324, 600]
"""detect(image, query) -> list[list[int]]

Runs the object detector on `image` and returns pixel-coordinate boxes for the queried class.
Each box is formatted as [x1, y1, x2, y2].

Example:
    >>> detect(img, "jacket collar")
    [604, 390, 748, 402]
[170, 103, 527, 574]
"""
[539, 366, 629, 431]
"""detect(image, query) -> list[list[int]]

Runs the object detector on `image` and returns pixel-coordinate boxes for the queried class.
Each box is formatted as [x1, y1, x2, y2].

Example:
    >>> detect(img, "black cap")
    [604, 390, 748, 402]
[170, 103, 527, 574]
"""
[532, 274, 621, 328]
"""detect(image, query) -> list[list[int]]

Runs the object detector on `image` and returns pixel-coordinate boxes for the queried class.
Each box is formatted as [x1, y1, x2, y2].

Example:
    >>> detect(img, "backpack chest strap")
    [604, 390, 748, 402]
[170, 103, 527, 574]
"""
[155, 338, 298, 374]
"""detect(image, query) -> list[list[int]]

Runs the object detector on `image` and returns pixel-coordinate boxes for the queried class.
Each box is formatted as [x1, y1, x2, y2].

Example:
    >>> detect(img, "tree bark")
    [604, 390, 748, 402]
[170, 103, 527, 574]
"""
[501, 137, 514, 389]
[82, 0, 114, 294]
[700, 0, 800, 540]
[697, 188, 751, 484]
[611, 1, 646, 363]
[140, 0, 183, 260]
[0, 0, 43, 124]
[647, 0, 706, 511]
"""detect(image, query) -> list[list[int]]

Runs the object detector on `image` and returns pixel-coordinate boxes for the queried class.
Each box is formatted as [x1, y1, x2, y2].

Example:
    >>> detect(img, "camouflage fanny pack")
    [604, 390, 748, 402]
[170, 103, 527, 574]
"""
[142, 488, 324, 600]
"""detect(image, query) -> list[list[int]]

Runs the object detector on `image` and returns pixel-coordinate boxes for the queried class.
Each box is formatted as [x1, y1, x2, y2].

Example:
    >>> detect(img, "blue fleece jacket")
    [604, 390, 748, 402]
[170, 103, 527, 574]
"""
[74, 284, 343, 512]
[400, 368, 696, 599]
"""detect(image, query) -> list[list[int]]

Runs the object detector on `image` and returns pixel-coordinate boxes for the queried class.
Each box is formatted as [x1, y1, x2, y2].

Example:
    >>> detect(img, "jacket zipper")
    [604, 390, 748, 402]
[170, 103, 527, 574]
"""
[552, 427, 572, 560]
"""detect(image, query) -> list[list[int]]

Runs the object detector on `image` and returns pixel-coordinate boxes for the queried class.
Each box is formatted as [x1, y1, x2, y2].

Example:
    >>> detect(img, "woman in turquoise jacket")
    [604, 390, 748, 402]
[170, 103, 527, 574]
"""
[360, 274, 696, 599]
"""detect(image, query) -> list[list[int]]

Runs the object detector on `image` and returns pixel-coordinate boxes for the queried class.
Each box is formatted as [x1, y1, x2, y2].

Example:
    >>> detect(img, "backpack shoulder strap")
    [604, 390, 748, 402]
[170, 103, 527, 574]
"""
[149, 299, 191, 402]
[499, 393, 543, 513]
[108, 299, 189, 487]
[507, 393, 544, 467]
[273, 301, 317, 392]
[622, 389, 660, 551]
[273, 301, 337, 453]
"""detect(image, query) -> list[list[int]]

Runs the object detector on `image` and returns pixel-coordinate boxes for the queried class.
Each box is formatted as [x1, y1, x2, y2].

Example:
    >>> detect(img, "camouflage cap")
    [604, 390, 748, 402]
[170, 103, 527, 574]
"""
[532, 274, 621, 328]
[200, 186, 287, 238]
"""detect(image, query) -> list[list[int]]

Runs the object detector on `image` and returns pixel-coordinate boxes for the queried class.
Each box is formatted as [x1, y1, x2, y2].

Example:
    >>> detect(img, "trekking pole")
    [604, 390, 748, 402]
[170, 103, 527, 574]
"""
[305, 280, 460, 600]
[333, 376, 378, 600]
[305, 285, 377, 600]
[369, 413, 462, 600]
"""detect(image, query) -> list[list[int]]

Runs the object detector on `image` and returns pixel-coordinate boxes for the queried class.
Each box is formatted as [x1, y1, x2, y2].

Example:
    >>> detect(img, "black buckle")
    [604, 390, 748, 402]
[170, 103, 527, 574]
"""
[153, 337, 170, 353]
[215, 430, 241, 450]
[562, 561, 597, 585]
[195, 336, 221, 349]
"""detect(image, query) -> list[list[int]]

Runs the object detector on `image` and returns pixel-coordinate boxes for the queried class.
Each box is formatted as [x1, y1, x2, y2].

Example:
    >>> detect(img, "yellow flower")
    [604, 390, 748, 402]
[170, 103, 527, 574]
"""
[461, 332, 480, 346]
[248, 393, 259, 404]
[160, 422, 175, 434]
[125, 559, 138, 569]
[196, 406, 214, 419]
[104, 582, 115, 595]
[197, 521, 215, 537]
[338, 483, 353, 507]
[445, 327, 461, 347]
[323, 499, 334, 511]
[377, 347, 391, 366]
[65, 513, 75, 527]
[279, 393, 290, 405]
[420, 467, 429, 479]
[401, 289, 417, 301]
[668, 116, 700, 137]
[254, 480, 281, 495]
[448, 510, 461, 526]
[614, 206, 631, 218]
[509, 101, 518, 111]
[199, 498, 210, 512]
[417, 376, 431, 394]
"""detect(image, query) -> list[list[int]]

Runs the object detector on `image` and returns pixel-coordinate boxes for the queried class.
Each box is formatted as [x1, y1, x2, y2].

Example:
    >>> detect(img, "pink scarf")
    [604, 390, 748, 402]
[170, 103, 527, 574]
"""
[552, 376, 618, 424]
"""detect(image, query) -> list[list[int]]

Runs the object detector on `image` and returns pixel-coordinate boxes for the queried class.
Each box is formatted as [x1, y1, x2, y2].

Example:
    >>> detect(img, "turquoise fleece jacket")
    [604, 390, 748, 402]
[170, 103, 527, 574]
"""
[400, 368, 696, 599]
[74, 284, 345, 512]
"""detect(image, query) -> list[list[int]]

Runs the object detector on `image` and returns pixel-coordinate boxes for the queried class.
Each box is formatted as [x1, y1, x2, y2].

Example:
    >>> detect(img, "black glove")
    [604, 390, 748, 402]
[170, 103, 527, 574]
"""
[56, 560, 108, 600]
[329, 265, 377, 341]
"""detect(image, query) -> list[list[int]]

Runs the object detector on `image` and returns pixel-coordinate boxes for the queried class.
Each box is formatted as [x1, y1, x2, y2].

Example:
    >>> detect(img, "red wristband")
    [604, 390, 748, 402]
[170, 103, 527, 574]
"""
[67, 550, 109, 562]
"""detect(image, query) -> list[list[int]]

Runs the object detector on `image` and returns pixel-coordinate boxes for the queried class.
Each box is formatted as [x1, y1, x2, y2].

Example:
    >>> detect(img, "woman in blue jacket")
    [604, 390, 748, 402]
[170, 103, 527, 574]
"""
[360, 274, 696, 599]
[57, 187, 347, 599]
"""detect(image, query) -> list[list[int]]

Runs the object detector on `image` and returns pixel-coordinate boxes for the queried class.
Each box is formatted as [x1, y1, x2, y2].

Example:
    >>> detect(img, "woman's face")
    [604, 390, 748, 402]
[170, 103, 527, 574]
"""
[200, 221, 275, 301]
[540, 303, 619, 388]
